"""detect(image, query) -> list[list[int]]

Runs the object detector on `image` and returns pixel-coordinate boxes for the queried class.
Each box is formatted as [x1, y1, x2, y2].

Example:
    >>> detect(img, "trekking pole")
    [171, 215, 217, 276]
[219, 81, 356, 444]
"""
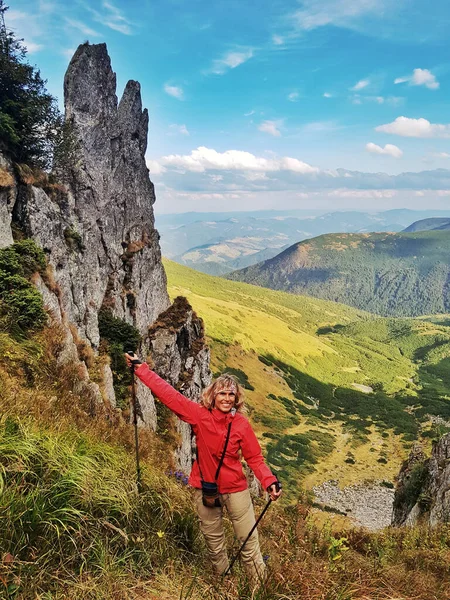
[224, 498, 272, 576]
[127, 350, 142, 493]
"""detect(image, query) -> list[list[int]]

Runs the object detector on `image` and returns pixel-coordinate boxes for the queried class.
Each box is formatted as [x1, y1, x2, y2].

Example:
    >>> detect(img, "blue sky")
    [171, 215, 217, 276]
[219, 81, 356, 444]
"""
[6, 0, 450, 213]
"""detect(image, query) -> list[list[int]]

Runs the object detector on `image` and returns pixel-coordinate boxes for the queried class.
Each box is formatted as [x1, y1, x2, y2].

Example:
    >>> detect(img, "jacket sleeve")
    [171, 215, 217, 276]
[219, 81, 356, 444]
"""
[240, 419, 278, 491]
[134, 363, 201, 425]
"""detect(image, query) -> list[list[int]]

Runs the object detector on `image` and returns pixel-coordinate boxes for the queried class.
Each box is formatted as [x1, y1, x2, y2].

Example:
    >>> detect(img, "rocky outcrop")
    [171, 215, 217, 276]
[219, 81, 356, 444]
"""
[0, 43, 211, 473]
[148, 296, 211, 473]
[392, 434, 450, 526]
[14, 43, 169, 348]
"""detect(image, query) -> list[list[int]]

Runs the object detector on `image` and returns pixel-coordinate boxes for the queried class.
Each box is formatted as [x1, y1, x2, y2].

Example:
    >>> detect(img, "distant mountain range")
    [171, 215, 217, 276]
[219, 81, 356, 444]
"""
[228, 230, 450, 317]
[156, 209, 450, 275]
[403, 217, 450, 232]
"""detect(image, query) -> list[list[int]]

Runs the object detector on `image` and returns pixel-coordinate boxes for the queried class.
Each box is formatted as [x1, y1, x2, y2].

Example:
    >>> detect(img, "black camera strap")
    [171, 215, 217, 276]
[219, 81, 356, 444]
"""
[197, 421, 233, 483]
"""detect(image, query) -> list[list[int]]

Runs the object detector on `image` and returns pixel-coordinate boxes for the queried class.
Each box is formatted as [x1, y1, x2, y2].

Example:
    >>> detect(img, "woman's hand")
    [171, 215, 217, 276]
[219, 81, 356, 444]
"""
[267, 482, 282, 501]
[124, 353, 142, 368]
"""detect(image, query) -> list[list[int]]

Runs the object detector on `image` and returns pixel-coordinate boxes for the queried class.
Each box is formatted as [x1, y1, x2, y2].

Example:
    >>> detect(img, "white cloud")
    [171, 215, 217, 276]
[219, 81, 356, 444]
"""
[323, 92, 332, 98]
[164, 84, 184, 100]
[6, 9, 44, 53]
[258, 120, 282, 137]
[434, 152, 450, 158]
[436, 190, 450, 196]
[169, 124, 190, 136]
[351, 79, 370, 91]
[210, 48, 254, 74]
[272, 34, 284, 45]
[376, 116, 450, 138]
[158, 147, 318, 174]
[244, 110, 255, 117]
[85, 1, 134, 35]
[287, 92, 299, 102]
[101, 0, 133, 34]
[65, 18, 100, 37]
[365, 143, 403, 158]
[293, 0, 386, 30]
[328, 189, 397, 198]
[146, 159, 166, 175]
[395, 68, 439, 90]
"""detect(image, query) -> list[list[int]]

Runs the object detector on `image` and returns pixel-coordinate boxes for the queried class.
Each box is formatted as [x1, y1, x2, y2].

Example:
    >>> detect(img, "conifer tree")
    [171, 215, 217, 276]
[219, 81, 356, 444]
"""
[0, 0, 60, 169]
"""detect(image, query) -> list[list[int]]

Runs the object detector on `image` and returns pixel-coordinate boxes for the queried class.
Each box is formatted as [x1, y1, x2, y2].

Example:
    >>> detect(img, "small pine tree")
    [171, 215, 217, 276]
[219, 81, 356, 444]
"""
[0, 1, 61, 169]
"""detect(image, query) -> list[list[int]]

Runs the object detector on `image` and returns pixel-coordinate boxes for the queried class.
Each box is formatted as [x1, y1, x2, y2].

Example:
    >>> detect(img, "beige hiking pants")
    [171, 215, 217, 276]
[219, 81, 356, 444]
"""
[193, 488, 266, 585]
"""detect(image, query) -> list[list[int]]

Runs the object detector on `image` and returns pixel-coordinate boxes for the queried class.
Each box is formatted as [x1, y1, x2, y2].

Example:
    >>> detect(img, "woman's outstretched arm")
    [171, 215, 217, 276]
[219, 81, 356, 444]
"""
[125, 355, 202, 425]
[240, 419, 282, 501]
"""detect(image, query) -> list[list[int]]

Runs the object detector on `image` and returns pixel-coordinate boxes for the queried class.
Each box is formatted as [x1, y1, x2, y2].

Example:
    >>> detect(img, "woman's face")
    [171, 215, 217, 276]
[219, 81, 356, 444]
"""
[214, 390, 236, 413]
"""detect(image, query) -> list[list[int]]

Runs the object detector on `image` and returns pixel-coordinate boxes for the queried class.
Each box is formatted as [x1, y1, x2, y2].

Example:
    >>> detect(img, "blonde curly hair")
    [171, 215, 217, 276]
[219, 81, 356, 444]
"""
[201, 373, 245, 412]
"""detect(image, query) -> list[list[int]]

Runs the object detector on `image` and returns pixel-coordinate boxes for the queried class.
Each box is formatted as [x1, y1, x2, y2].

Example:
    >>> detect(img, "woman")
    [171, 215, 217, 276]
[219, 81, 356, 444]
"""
[124, 353, 282, 585]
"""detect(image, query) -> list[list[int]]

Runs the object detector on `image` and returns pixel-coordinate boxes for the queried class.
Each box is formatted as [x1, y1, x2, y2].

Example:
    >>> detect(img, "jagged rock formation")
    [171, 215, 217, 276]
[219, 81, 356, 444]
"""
[14, 42, 169, 346]
[0, 43, 211, 473]
[392, 434, 450, 526]
[148, 296, 211, 473]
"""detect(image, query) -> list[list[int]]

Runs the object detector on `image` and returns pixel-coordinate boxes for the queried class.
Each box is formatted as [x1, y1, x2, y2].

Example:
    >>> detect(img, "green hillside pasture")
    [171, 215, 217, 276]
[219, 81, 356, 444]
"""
[164, 260, 450, 491]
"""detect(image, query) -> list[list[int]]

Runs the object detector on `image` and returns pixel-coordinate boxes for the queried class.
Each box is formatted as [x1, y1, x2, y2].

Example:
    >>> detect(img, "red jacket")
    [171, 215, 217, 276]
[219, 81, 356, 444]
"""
[135, 363, 277, 494]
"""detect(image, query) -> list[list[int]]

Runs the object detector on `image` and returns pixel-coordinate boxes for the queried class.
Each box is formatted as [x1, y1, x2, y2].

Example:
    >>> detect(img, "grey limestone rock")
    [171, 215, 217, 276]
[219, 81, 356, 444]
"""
[147, 296, 212, 474]
[313, 479, 395, 530]
[392, 434, 450, 526]
[0, 154, 15, 248]
[13, 43, 169, 349]
[0, 43, 212, 475]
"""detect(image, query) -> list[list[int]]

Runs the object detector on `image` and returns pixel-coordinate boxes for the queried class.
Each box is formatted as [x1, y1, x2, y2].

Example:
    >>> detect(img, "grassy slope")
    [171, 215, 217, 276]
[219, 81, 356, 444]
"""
[2, 326, 450, 600]
[228, 230, 450, 317]
[164, 259, 450, 495]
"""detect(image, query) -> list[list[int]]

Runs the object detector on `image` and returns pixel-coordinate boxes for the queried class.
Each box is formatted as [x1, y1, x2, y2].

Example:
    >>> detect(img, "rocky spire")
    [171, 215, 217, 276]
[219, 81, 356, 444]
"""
[14, 42, 169, 346]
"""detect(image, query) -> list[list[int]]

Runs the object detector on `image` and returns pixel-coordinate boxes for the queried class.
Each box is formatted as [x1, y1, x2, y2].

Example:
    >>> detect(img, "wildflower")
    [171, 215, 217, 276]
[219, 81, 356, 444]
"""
[156, 530, 165, 538]
[263, 554, 270, 563]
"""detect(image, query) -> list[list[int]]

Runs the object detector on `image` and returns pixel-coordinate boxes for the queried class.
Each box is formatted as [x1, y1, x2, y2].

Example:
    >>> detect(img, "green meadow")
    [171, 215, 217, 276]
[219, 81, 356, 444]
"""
[164, 259, 450, 495]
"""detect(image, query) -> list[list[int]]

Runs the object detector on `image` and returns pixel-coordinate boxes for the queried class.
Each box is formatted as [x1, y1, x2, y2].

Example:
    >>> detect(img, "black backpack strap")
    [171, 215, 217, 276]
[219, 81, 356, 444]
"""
[215, 422, 232, 481]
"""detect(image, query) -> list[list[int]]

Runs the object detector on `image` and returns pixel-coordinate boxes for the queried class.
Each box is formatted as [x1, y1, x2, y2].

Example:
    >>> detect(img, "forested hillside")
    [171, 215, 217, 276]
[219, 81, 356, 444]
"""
[228, 231, 450, 317]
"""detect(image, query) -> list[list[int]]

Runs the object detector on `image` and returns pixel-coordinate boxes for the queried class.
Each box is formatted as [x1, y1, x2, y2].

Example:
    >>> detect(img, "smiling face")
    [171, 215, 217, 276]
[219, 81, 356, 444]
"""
[214, 389, 237, 413]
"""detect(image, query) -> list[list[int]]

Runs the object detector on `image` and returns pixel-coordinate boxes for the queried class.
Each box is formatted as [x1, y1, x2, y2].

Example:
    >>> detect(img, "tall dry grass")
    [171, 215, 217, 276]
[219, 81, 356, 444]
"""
[0, 323, 449, 599]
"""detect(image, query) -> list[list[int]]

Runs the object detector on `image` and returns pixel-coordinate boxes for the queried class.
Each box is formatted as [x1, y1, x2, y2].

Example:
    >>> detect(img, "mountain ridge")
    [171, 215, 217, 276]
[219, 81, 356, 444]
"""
[228, 230, 450, 317]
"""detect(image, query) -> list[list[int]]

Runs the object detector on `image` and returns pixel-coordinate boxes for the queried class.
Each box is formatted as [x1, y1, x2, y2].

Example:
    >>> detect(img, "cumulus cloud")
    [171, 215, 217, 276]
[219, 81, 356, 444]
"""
[376, 116, 450, 138]
[366, 143, 403, 158]
[146, 159, 166, 175]
[164, 84, 184, 100]
[287, 92, 299, 102]
[351, 79, 370, 91]
[258, 120, 282, 137]
[323, 92, 332, 98]
[210, 48, 254, 74]
[395, 68, 439, 90]
[157, 147, 318, 174]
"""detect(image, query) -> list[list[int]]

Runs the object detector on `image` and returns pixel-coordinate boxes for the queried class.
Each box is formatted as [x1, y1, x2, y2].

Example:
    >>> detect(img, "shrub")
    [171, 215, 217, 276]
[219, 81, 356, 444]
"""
[98, 308, 141, 407]
[0, 240, 47, 334]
